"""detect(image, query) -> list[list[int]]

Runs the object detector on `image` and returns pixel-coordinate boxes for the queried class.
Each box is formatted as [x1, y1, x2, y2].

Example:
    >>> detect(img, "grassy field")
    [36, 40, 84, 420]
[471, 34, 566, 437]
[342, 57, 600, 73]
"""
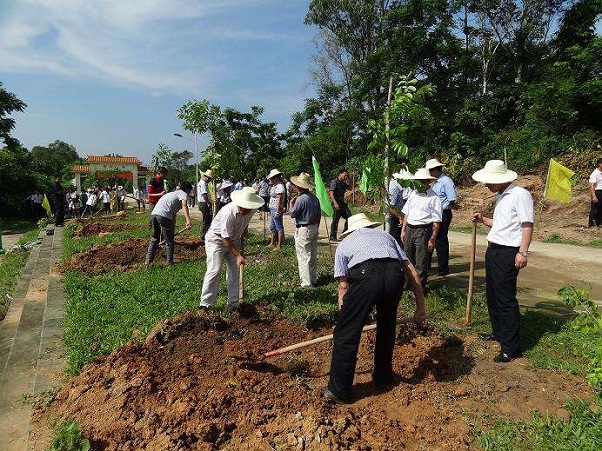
[58, 213, 600, 448]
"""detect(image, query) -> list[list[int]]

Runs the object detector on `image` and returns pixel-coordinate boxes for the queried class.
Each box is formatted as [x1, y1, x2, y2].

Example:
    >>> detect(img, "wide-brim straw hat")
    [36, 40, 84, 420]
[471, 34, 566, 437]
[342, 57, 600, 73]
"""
[412, 168, 437, 180]
[200, 169, 212, 179]
[472, 160, 518, 184]
[231, 186, 265, 209]
[220, 179, 234, 189]
[339, 213, 382, 239]
[266, 169, 283, 179]
[290, 172, 315, 190]
[425, 158, 445, 170]
[393, 169, 414, 180]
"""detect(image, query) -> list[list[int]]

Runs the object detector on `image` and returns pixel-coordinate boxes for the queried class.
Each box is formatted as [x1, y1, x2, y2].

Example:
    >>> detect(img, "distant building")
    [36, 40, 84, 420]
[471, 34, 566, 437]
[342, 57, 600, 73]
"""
[72, 155, 150, 193]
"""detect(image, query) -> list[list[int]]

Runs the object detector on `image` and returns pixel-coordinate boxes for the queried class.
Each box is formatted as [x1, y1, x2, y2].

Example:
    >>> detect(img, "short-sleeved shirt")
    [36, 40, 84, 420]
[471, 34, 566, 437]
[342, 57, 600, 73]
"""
[86, 193, 98, 206]
[100, 190, 110, 203]
[589, 168, 602, 190]
[209, 202, 255, 240]
[388, 179, 411, 210]
[269, 183, 285, 209]
[487, 184, 534, 248]
[197, 179, 212, 203]
[431, 173, 457, 210]
[148, 176, 164, 205]
[258, 180, 269, 197]
[290, 191, 321, 226]
[151, 189, 187, 220]
[334, 227, 408, 278]
[402, 189, 443, 225]
[329, 178, 348, 205]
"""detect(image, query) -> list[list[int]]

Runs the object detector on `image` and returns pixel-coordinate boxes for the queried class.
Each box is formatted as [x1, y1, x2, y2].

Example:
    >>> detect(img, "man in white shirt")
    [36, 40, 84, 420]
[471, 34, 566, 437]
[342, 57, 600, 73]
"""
[200, 187, 264, 310]
[588, 158, 602, 228]
[401, 168, 442, 291]
[472, 160, 534, 363]
[144, 181, 193, 266]
[197, 169, 213, 243]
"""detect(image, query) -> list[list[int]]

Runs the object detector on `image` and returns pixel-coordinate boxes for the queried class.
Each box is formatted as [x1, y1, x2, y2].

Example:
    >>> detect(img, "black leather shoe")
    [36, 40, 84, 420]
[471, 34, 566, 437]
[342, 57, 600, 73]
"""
[373, 372, 401, 388]
[479, 333, 500, 342]
[493, 352, 520, 363]
[437, 269, 450, 276]
[323, 388, 348, 405]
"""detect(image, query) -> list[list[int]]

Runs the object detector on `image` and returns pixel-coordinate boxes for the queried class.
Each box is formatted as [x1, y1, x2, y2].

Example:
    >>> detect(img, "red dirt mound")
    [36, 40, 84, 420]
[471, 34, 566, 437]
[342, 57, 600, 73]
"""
[61, 237, 205, 275]
[36, 310, 593, 450]
[73, 223, 144, 237]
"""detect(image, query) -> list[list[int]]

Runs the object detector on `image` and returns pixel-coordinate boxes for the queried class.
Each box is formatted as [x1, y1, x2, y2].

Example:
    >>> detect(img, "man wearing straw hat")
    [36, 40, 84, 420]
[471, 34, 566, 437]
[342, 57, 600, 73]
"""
[324, 213, 426, 404]
[387, 169, 414, 244]
[426, 158, 458, 276]
[472, 160, 534, 363]
[400, 168, 442, 292]
[289, 172, 321, 288]
[197, 169, 213, 243]
[200, 187, 265, 310]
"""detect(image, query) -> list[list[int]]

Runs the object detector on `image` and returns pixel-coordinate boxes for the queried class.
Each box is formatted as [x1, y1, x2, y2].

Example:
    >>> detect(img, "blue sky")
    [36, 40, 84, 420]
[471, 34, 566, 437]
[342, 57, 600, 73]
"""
[0, 0, 316, 165]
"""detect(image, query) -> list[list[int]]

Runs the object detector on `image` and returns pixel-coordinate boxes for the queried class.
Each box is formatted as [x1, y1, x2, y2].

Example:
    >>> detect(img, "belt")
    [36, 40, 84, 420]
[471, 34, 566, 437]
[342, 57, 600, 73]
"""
[296, 223, 317, 228]
[407, 223, 432, 229]
[350, 258, 401, 272]
[488, 242, 519, 250]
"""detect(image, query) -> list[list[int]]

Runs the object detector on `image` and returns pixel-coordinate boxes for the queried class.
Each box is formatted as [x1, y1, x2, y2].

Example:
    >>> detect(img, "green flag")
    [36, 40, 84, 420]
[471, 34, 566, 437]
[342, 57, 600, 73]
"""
[312, 156, 334, 217]
[359, 167, 370, 194]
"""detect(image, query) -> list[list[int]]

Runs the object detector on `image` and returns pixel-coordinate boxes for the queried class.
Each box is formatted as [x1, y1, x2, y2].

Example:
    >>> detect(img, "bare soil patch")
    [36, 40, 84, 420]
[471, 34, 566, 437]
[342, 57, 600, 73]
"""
[73, 223, 145, 237]
[61, 237, 205, 275]
[35, 309, 593, 450]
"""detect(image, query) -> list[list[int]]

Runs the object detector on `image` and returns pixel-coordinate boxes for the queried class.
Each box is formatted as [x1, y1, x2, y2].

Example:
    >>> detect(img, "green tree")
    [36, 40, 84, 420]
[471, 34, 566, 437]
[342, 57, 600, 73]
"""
[0, 82, 26, 150]
[31, 140, 80, 177]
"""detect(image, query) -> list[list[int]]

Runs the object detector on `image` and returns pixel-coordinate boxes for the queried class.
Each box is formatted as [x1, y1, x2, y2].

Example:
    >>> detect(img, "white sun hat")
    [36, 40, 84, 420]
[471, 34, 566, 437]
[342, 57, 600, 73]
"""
[425, 158, 445, 170]
[220, 179, 234, 189]
[266, 169, 283, 180]
[231, 186, 265, 209]
[339, 213, 382, 238]
[412, 168, 437, 180]
[393, 169, 414, 180]
[290, 172, 315, 190]
[472, 160, 518, 184]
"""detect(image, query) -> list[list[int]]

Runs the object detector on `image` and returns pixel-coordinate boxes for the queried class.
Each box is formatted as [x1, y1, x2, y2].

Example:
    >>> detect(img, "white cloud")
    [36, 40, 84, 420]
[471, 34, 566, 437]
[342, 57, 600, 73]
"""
[0, 0, 283, 95]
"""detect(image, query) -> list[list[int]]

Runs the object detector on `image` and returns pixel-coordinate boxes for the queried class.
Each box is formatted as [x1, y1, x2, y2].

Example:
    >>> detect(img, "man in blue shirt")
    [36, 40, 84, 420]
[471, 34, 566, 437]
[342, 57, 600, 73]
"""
[387, 169, 413, 244]
[426, 158, 458, 276]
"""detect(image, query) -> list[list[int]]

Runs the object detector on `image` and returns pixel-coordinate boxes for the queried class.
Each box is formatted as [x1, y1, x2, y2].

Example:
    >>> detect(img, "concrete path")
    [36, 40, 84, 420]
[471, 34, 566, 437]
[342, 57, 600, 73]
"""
[0, 228, 66, 450]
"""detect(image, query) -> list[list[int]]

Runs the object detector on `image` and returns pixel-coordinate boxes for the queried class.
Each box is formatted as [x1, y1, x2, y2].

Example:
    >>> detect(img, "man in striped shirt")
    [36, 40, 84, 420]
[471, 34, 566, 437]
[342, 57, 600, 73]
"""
[324, 213, 426, 404]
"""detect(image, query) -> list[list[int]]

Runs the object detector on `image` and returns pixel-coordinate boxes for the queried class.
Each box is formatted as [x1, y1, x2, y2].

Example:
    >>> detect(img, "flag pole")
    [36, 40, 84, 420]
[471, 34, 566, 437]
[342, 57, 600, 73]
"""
[323, 214, 333, 259]
[539, 159, 552, 225]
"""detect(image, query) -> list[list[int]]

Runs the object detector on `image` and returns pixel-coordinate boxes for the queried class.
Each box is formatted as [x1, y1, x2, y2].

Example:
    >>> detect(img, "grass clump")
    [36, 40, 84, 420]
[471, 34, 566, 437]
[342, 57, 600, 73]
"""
[477, 399, 602, 451]
[49, 419, 90, 451]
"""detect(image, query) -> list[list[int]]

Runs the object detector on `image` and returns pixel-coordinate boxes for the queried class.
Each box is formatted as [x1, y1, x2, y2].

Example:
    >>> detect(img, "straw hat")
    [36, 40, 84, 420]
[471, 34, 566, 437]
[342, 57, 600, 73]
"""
[266, 169, 283, 180]
[290, 172, 315, 190]
[200, 169, 212, 179]
[425, 158, 445, 170]
[412, 168, 437, 180]
[472, 160, 518, 184]
[231, 186, 265, 210]
[393, 169, 414, 180]
[339, 213, 382, 238]
[220, 179, 234, 189]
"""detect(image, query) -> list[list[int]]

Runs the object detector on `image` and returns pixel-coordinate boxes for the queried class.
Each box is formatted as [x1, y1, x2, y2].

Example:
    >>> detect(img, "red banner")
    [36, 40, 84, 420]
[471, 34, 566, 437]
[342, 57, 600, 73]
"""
[95, 171, 133, 179]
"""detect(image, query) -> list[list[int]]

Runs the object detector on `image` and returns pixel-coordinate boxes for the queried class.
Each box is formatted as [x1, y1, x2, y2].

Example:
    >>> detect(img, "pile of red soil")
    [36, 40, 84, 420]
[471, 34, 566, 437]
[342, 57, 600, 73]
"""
[61, 237, 205, 275]
[36, 309, 593, 450]
[73, 223, 144, 237]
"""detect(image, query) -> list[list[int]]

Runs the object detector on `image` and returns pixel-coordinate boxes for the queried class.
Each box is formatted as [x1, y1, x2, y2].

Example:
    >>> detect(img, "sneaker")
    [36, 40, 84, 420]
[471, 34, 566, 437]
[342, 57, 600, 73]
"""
[322, 388, 348, 405]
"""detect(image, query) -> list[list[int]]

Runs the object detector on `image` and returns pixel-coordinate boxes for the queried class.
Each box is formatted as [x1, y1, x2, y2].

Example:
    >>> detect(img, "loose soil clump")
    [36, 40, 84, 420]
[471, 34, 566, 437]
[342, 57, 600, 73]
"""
[36, 309, 593, 450]
[73, 223, 144, 237]
[61, 237, 205, 275]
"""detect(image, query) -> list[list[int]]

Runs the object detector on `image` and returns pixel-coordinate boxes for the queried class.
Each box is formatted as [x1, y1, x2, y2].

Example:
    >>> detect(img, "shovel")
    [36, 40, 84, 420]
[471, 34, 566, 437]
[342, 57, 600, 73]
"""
[159, 227, 188, 246]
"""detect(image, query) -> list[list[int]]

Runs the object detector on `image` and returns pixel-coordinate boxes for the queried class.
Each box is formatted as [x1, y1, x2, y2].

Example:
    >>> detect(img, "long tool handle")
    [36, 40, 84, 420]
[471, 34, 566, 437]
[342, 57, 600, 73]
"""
[262, 317, 411, 360]
[464, 223, 477, 326]
[159, 227, 187, 245]
[239, 264, 244, 303]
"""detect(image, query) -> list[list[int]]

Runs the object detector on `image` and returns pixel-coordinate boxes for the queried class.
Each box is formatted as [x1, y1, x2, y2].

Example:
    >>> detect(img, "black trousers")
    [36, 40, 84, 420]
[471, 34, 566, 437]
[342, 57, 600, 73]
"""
[54, 199, 65, 226]
[146, 215, 175, 264]
[328, 259, 404, 401]
[388, 216, 402, 244]
[330, 203, 351, 239]
[199, 202, 213, 240]
[403, 224, 432, 289]
[485, 245, 521, 357]
[588, 190, 602, 226]
[435, 209, 452, 272]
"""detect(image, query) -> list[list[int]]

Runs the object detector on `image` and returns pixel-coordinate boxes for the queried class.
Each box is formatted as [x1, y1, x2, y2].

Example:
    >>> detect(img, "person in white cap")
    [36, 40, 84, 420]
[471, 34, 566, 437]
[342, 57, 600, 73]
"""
[426, 158, 458, 276]
[400, 168, 442, 292]
[472, 160, 534, 363]
[387, 169, 414, 244]
[216, 178, 234, 212]
[197, 169, 213, 243]
[324, 213, 426, 404]
[289, 172, 321, 287]
[200, 187, 265, 310]
[266, 169, 286, 249]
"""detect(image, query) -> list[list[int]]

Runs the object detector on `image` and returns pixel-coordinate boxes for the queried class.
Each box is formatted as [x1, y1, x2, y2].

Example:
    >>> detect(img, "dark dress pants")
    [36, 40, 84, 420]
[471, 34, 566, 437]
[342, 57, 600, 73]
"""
[403, 224, 432, 289]
[485, 245, 521, 357]
[435, 209, 452, 272]
[54, 199, 65, 226]
[200, 202, 213, 240]
[330, 203, 351, 239]
[145, 215, 175, 264]
[588, 190, 602, 226]
[388, 216, 401, 244]
[328, 259, 404, 401]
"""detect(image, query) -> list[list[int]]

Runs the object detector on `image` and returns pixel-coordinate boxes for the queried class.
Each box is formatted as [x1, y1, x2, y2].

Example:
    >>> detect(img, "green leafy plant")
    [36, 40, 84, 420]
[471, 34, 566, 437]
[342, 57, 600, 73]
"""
[558, 285, 602, 389]
[49, 419, 90, 451]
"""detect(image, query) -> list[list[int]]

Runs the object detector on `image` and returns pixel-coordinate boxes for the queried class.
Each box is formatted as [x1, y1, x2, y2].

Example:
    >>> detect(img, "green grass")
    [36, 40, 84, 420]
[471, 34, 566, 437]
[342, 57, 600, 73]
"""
[544, 233, 581, 246]
[49, 419, 90, 451]
[588, 239, 602, 248]
[476, 399, 602, 451]
[0, 228, 41, 318]
[450, 225, 489, 236]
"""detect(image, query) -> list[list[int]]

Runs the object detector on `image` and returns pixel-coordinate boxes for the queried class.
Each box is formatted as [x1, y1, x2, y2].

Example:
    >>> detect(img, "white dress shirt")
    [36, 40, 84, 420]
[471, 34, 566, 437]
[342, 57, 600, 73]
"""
[589, 168, 602, 190]
[402, 189, 443, 225]
[487, 184, 534, 247]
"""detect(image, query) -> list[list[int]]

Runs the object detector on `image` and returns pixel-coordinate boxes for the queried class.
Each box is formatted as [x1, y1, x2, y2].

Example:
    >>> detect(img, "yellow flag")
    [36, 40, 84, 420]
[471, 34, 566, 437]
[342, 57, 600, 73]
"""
[544, 159, 574, 203]
[42, 194, 53, 217]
